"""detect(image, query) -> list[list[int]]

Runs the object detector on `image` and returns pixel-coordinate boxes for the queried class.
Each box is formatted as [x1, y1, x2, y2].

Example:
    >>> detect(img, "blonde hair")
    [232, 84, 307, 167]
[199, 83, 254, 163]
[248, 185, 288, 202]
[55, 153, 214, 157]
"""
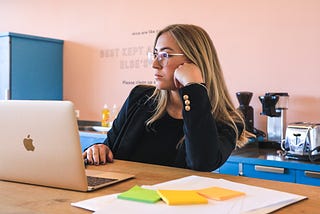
[146, 24, 249, 147]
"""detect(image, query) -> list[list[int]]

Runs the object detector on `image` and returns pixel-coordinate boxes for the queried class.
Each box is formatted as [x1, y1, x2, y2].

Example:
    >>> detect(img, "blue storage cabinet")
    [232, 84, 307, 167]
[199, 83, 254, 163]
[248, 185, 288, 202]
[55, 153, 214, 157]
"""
[0, 32, 63, 100]
[296, 169, 320, 186]
[218, 144, 320, 186]
[239, 159, 296, 183]
[219, 161, 239, 176]
[79, 132, 107, 152]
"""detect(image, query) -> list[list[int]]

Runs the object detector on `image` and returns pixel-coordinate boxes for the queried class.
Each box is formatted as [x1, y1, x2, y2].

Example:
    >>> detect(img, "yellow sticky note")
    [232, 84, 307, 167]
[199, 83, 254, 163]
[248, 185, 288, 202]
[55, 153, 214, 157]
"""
[157, 189, 208, 205]
[197, 186, 245, 200]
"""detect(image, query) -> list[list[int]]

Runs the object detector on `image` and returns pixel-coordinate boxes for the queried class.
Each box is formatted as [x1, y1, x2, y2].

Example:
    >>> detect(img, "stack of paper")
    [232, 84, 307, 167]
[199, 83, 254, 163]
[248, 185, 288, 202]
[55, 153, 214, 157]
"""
[71, 175, 307, 214]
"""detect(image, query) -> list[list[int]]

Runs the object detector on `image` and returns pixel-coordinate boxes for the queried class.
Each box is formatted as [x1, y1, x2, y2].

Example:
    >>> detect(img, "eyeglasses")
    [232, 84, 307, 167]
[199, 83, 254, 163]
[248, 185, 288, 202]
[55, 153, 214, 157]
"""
[148, 51, 184, 67]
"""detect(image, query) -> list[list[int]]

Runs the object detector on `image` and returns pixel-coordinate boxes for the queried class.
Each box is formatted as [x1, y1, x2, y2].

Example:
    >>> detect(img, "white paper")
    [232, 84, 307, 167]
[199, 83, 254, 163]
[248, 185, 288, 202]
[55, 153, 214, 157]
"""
[71, 175, 306, 214]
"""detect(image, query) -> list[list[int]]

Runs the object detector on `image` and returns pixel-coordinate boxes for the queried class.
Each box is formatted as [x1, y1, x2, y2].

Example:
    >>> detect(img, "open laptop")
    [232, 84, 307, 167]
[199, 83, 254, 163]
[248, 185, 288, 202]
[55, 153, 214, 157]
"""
[0, 100, 134, 192]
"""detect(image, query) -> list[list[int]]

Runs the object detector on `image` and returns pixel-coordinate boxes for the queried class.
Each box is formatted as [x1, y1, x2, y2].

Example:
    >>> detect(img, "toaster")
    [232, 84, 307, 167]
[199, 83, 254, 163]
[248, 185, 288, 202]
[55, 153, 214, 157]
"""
[282, 122, 320, 161]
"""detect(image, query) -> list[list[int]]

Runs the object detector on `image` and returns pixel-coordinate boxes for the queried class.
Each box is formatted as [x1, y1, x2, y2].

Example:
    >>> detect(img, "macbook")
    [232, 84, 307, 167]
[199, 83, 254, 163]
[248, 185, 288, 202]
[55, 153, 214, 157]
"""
[0, 100, 134, 191]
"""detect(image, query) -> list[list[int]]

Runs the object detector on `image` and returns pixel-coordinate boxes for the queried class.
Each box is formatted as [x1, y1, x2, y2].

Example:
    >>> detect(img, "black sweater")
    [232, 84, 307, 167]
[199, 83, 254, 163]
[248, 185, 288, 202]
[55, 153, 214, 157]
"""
[104, 84, 240, 171]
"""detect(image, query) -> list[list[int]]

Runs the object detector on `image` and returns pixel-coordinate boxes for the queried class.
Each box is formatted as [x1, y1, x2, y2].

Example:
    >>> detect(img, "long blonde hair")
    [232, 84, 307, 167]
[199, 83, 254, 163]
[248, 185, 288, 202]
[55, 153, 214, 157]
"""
[146, 24, 249, 147]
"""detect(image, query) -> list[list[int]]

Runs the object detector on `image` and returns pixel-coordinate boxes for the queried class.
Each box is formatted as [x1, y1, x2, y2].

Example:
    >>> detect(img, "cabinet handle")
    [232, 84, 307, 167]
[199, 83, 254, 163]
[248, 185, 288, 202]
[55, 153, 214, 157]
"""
[254, 165, 285, 174]
[238, 163, 244, 176]
[304, 171, 320, 178]
[5, 88, 10, 100]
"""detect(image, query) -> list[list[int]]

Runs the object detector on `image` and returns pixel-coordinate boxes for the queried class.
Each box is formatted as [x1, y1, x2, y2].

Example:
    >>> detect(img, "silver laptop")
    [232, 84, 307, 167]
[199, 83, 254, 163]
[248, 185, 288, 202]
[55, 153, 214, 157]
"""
[0, 100, 134, 192]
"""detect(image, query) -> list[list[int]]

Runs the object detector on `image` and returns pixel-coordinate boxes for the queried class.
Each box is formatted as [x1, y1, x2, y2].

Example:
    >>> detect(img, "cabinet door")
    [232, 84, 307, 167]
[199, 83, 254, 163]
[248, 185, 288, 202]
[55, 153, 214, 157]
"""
[219, 162, 239, 176]
[243, 164, 295, 182]
[10, 34, 63, 100]
[296, 170, 320, 186]
[79, 132, 107, 152]
[0, 36, 10, 100]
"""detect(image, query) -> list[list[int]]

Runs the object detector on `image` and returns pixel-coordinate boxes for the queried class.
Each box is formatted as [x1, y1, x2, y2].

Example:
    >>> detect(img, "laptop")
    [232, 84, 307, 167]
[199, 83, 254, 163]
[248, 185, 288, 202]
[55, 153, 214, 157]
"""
[0, 100, 134, 192]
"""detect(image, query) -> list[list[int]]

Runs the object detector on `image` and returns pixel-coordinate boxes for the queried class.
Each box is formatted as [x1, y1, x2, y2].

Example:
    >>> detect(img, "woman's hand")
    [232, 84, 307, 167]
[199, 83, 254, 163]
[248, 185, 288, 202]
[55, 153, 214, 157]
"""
[82, 144, 114, 165]
[173, 63, 204, 88]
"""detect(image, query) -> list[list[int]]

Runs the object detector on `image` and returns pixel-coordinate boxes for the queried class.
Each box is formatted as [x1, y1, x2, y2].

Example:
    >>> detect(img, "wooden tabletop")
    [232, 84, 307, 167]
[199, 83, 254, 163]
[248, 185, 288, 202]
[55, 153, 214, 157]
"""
[1, 160, 319, 213]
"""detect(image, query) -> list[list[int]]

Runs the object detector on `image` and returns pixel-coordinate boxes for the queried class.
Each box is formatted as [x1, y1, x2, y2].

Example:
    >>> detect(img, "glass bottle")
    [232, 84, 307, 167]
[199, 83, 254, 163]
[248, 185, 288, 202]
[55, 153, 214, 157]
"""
[101, 104, 110, 127]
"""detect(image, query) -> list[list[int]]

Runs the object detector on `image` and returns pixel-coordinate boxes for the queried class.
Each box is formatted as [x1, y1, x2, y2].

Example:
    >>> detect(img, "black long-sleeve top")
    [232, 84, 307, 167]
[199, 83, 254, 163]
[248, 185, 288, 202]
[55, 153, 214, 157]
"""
[104, 84, 241, 171]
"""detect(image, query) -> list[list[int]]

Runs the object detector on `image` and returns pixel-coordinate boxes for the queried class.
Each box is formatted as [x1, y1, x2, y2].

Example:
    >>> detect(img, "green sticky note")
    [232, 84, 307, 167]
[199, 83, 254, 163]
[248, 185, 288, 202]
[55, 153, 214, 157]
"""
[117, 185, 161, 203]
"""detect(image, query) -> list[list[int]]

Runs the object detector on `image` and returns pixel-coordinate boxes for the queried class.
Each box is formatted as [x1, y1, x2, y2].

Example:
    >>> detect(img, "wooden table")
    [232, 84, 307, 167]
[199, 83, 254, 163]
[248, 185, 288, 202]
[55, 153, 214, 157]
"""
[1, 160, 319, 213]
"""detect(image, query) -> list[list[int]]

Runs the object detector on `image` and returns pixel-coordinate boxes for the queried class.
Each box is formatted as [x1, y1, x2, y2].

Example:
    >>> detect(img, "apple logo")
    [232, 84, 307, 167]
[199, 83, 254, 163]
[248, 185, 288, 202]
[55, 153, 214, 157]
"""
[23, 134, 35, 151]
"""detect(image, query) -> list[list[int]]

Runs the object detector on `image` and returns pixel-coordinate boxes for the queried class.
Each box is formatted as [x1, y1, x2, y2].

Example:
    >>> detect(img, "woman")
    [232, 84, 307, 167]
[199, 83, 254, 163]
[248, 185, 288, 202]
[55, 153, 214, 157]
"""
[83, 24, 248, 171]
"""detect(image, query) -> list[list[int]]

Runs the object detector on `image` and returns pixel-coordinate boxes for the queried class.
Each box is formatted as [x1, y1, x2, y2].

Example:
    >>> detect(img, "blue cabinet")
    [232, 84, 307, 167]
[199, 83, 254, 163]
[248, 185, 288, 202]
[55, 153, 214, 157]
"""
[79, 131, 107, 152]
[296, 169, 320, 186]
[242, 162, 296, 183]
[0, 32, 63, 100]
[219, 162, 239, 176]
[78, 132, 320, 186]
[218, 143, 320, 186]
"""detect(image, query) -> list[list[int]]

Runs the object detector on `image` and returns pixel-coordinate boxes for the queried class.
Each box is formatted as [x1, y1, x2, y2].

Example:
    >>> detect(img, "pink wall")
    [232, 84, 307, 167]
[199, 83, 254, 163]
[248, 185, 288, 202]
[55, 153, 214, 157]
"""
[1, 0, 320, 133]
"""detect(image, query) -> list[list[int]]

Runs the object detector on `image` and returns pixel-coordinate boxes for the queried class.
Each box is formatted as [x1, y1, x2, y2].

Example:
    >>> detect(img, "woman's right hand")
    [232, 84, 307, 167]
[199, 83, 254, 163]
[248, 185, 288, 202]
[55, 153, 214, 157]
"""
[82, 144, 114, 165]
[174, 63, 204, 88]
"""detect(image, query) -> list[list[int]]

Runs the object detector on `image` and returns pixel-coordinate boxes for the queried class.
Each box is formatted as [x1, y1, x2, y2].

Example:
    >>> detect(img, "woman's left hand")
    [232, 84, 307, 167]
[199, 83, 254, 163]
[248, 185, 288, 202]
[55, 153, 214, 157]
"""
[173, 63, 204, 88]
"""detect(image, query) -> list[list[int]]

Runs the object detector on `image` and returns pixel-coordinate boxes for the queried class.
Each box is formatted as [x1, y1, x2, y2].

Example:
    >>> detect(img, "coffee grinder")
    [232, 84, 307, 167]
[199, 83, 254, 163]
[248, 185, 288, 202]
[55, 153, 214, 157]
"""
[236, 91, 254, 133]
[259, 92, 289, 148]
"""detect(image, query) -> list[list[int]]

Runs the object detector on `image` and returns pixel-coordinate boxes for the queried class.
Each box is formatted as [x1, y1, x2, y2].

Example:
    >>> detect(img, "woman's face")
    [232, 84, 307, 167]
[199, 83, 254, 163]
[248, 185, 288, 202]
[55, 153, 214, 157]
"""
[152, 32, 187, 90]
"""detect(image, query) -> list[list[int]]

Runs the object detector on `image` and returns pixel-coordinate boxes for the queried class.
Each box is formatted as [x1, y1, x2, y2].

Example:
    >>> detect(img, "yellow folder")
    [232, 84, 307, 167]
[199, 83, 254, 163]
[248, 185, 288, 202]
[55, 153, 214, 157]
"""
[197, 186, 245, 200]
[157, 189, 208, 205]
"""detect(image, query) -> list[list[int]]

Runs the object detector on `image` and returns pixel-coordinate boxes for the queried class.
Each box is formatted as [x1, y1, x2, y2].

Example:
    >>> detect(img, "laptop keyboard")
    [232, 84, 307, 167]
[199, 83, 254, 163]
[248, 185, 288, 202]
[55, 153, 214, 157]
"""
[87, 176, 117, 186]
